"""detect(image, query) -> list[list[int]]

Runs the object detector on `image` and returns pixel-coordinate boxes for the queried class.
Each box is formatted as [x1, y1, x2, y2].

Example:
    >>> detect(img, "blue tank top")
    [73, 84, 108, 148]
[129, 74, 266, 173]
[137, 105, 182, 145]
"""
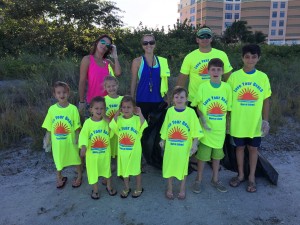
[136, 56, 163, 103]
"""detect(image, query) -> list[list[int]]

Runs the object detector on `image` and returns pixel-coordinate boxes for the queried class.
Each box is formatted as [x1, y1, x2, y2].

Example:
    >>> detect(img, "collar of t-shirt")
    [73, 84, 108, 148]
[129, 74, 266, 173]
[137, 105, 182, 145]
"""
[174, 107, 186, 112]
[246, 69, 256, 74]
[210, 81, 221, 88]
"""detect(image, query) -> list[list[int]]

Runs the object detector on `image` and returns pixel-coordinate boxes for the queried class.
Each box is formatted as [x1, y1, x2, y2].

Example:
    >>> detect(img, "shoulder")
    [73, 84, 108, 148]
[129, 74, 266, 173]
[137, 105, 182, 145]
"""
[212, 48, 228, 56]
[132, 56, 142, 66]
[255, 69, 269, 78]
[81, 55, 90, 64]
[186, 49, 199, 58]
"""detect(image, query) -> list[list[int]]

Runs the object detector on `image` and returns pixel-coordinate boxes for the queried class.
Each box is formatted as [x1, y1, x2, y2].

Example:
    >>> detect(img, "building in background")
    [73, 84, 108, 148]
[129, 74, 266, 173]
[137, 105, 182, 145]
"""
[178, 0, 300, 45]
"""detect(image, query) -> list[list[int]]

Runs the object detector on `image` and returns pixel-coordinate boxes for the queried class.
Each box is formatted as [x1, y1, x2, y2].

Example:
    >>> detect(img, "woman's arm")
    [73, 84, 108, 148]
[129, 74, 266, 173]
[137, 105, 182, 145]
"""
[110, 45, 121, 76]
[130, 57, 140, 97]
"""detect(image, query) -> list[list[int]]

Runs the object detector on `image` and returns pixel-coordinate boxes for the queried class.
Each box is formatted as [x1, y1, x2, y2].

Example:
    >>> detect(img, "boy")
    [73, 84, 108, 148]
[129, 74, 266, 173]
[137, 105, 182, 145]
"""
[191, 58, 232, 193]
[227, 44, 271, 193]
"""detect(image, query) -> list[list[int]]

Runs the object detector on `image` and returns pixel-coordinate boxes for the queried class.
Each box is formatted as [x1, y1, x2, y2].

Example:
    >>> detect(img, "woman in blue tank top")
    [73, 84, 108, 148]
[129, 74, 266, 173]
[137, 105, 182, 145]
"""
[130, 34, 169, 120]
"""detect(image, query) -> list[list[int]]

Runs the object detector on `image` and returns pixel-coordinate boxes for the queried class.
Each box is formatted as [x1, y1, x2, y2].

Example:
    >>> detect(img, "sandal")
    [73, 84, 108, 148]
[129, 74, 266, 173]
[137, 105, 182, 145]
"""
[106, 187, 117, 196]
[57, 177, 67, 189]
[91, 190, 100, 200]
[177, 192, 186, 200]
[229, 176, 245, 187]
[247, 181, 257, 193]
[132, 188, 144, 198]
[165, 190, 174, 200]
[72, 178, 82, 188]
[120, 188, 131, 198]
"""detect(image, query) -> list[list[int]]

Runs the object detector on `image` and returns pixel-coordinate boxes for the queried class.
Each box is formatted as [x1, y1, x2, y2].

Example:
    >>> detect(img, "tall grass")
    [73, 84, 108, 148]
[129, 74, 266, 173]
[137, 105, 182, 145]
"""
[0, 48, 299, 149]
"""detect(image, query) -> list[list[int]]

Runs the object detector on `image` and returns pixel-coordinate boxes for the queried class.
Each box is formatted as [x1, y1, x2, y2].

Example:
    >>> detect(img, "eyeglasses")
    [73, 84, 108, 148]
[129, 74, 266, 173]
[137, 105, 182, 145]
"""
[142, 40, 156, 46]
[99, 39, 111, 48]
[198, 35, 212, 40]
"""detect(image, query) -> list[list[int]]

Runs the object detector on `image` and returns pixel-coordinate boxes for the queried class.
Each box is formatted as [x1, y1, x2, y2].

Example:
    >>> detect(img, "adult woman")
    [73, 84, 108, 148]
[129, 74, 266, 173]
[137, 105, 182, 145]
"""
[79, 34, 121, 113]
[130, 34, 170, 120]
[130, 34, 170, 168]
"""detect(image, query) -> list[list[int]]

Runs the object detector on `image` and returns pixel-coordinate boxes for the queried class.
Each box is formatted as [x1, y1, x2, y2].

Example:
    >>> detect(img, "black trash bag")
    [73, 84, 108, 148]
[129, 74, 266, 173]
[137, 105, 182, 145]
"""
[141, 105, 167, 169]
[222, 134, 279, 185]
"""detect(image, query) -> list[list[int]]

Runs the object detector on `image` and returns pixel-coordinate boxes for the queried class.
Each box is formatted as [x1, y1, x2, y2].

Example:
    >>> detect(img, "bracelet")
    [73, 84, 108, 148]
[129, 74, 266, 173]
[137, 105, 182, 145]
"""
[79, 101, 86, 104]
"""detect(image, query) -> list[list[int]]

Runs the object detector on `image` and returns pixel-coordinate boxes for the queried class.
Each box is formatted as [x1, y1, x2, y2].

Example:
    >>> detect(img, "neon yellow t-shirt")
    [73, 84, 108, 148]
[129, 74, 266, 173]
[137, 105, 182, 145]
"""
[105, 95, 123, 158]
[78, 118, 111, 184]
[191, 81, 232, 149]
[180, 48, 233, 102]
[227, 69, 271, 138]
[109, 115, 148, 177]
[42, 103, 81, 170]
[160, 107, 204, 180]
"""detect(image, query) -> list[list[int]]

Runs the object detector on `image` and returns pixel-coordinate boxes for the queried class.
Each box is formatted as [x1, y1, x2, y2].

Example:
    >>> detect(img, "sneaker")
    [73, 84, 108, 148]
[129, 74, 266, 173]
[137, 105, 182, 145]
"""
[211, 180, 227, 193]
[192, 181, 202, 194]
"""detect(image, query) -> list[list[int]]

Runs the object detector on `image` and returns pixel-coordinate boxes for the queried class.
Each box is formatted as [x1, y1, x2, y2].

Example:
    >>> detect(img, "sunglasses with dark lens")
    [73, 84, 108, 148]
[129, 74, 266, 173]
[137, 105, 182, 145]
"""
[99, 39, 111, 48]
[198, 35, 212, 40]
[142, 40, 156, 46]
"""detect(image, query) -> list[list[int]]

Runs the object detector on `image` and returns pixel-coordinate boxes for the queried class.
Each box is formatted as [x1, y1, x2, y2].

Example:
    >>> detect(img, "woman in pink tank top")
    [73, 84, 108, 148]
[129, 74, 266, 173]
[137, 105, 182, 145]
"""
[79, 34, 121, 114]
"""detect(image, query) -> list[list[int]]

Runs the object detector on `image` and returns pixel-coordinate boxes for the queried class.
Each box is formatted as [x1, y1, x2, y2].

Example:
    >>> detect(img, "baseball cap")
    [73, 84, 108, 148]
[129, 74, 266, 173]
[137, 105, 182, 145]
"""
[196, 27, 213, 38]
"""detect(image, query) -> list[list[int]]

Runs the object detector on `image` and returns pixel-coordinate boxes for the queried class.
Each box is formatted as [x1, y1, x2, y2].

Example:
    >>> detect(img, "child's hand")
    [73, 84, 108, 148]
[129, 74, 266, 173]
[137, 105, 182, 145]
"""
[78, 102, 86, 115]
[200, 117, 211, 131]
[261, 120, 270, 137]
[135, 107, 142, 116]
[159, 139, 165, 157]
[80, 147, 87, 157]
[190, 139, 198, 156]
[43, 132, 51, 152]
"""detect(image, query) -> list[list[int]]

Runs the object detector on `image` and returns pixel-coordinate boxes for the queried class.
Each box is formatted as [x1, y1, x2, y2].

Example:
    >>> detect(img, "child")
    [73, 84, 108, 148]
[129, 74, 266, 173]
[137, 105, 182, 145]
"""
[79, 96, 117, 199]
[160, 87, 203, 200]
[104, 76, 123, 159]
[42, 81, 82, 189]
[109, 95, 148, 198]
[191, 58, 232, 193]
[227, 44, 271, 193]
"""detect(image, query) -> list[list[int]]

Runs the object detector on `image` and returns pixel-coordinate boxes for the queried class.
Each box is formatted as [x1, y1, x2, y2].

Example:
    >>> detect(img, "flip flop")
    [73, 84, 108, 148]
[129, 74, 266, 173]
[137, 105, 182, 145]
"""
[247, 181, 257, 193]
[177, 192, 186, 200]
[91, 190, 100, 200]
[57, 177, 67, 189]
[132, 188, 144, 198]
[106, 187, 117, 196]
[165, 190, 174, 200]
[72, 178, 82, 188]
[229, 176, 245, 187]
[120, 188, 131, 198]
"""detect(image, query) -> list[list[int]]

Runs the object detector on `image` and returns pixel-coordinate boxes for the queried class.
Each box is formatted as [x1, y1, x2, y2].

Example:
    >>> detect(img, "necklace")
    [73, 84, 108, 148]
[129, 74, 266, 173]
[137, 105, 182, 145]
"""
[147, 55, 155, 92]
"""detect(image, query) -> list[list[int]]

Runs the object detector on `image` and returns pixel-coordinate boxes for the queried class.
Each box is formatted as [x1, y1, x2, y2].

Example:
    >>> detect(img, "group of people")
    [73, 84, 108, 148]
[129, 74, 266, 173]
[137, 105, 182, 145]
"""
[42, 26, 271, 200]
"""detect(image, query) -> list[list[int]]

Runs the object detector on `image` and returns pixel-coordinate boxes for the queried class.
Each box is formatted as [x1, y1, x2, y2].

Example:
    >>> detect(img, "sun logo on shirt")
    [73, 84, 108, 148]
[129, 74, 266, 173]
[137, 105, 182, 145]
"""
[199, 64, 208, 75]
[91, 136, 108, 151]
[54, 122, 70, 139]
[107, 109, 116, 121]
[119, 133, 135, 147]
[238, 88, 259, 102]
[168, 127, 188, 142]
[207, 102, 226, 117]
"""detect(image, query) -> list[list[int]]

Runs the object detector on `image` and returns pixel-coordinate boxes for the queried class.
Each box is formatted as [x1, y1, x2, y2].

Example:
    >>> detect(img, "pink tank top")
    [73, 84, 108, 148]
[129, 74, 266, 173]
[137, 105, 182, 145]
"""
[86, 55, 109, 103]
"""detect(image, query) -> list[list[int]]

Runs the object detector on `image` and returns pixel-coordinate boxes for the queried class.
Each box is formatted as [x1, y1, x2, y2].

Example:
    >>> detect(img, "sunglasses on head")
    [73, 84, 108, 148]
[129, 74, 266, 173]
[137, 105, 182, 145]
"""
[99, 39, 111, 48]
[142, 40, 156, 46]
[198, 35, 212, 40]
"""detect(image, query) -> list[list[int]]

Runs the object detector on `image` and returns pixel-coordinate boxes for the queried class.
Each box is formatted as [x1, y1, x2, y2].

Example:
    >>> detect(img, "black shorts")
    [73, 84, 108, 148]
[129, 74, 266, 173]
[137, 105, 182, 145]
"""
[232, 137, 261, 148]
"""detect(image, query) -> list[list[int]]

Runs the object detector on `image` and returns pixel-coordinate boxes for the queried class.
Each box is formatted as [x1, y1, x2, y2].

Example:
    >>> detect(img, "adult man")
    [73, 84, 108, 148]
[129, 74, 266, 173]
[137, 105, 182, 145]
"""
[177, 26, 233, 104]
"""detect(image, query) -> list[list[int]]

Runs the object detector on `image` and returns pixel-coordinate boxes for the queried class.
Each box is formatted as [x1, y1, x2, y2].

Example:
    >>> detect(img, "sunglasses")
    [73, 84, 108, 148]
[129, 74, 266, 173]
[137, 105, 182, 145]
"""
[99, 39, 111, 48]
[142, 40, 156, 46]
[198, 35, 212, 40]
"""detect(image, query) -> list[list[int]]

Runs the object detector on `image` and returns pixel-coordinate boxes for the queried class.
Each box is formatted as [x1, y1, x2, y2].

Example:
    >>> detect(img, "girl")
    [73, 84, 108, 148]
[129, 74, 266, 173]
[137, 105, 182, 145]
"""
[104, 76, 123, 159]
[79, 34, 121, 117]
[42, 81, 82, 189]
[109, 96, 148, 198]
[79, 96, 117, 200]
[160, 87, 204, 200]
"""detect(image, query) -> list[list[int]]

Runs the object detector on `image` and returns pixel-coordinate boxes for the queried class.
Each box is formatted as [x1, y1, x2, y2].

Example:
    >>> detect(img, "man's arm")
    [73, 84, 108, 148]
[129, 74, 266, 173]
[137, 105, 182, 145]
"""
[176, 73, 188, 87]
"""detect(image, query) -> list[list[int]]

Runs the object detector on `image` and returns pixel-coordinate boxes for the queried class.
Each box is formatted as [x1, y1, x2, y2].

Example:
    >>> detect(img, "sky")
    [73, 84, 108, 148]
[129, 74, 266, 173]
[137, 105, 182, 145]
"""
[113, 0, 180, 29]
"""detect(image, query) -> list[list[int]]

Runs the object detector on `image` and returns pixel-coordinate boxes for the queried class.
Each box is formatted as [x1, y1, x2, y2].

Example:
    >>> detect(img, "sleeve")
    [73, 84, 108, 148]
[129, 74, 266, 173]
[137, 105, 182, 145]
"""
[226, 73, 234, 89]
[191, 85, 203, 108]
[190, 110, 204, 139]
[226, 84, 233, 111]
[73, 106, 81, 130]
[221, 52, 233, 74]
[41, 108, 52, 132]
[109, 118, 119, 135]
[160, 110, 169, 140]
[78, 121, 89, 149]
[179, 54, 191, 76]
[263, 75, 272, 99]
